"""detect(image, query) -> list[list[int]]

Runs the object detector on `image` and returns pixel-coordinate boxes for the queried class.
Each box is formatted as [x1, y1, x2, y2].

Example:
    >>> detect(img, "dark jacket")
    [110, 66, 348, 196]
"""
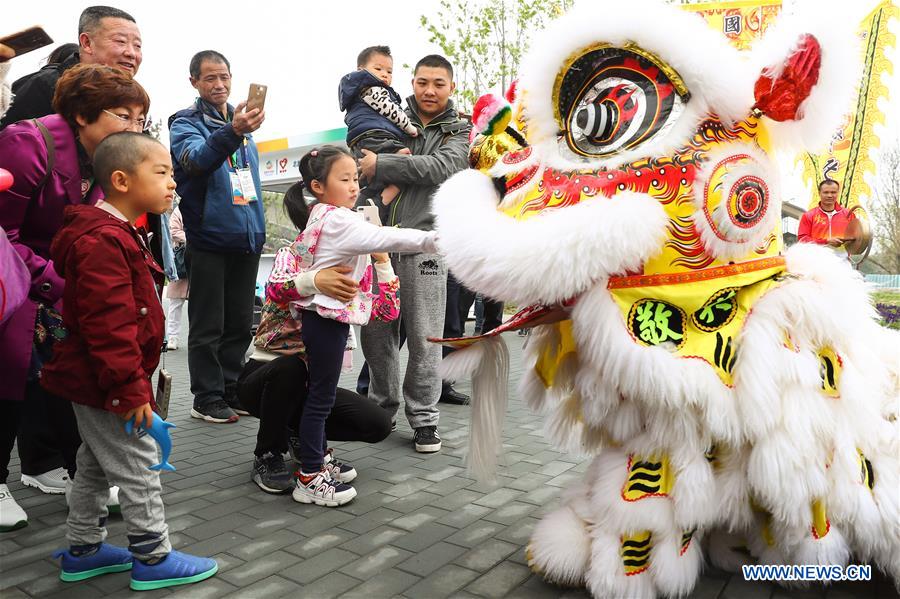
[0, 114, 105, 402]
[372, 97, 471, 231]
[168, 99, 266, 254]
[0, 51, 79, 130]
[41, 205, 164, 414]
[339, 70, 405, 143]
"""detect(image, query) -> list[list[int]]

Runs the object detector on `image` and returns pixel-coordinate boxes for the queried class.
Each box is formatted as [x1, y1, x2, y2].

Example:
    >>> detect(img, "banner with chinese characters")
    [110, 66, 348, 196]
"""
[800, 1, 898, 210]
[683, 0, 782, 51]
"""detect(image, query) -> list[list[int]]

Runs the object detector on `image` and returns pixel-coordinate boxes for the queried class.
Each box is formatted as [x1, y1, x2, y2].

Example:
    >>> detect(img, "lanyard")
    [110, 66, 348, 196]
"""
[223, 110, 249, 169]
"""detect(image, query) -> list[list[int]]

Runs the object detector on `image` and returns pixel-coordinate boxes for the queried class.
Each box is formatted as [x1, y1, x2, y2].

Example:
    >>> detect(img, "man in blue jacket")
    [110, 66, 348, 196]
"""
[169, 50, 266, 423]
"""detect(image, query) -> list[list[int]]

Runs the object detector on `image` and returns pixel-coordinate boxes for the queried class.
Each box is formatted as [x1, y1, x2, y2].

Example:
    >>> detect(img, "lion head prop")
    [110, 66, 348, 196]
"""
[432, 2, 900, 597]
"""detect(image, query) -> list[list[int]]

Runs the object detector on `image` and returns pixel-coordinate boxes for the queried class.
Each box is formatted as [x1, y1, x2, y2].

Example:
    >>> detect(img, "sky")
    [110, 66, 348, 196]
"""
[5, 0, 899, 206]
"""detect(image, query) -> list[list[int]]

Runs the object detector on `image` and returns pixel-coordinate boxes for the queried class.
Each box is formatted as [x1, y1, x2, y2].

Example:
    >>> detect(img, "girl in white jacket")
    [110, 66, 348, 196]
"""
[287, 146, 436, 507]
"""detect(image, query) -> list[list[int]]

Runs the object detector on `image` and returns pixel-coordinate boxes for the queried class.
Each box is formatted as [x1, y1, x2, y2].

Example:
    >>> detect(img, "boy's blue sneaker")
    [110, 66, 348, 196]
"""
[54, 543, 132, 582]
[130, 550, 218, 591]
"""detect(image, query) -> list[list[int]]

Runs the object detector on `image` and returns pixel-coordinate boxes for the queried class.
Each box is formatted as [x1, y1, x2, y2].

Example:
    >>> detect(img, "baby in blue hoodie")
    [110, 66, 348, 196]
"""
[339, 45, 417, 207]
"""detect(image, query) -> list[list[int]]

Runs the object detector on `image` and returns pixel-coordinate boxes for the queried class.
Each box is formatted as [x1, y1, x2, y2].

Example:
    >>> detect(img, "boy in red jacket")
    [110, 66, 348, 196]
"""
[41, 132, 218, 591]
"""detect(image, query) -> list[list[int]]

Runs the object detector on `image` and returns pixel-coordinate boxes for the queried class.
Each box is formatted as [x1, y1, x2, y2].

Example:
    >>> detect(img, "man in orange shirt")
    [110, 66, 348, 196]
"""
[797, 180, 855, 252]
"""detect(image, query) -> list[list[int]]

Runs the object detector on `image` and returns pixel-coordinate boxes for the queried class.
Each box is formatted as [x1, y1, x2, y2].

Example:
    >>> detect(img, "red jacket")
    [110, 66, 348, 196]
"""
[797, 204, 854, 245]
[41, 205, 164, 414]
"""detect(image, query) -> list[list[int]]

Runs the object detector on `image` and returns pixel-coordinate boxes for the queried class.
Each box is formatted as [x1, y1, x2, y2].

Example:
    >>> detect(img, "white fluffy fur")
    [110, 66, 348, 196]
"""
[650, 529, 704, 598]
[747, 1, 862, 152]
[433, 169, 669, 306]
[517, 0, 754, 172]
[440, 337, 510, 482]
[705, 529, 755, 572]
[527, 505, 592, 586]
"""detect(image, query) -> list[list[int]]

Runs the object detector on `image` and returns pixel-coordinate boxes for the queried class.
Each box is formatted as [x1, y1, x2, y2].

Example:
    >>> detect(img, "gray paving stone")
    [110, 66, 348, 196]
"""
[495, 516, 539, 545]
[10, 560, 72, 595]
[291, 571, 360, 599]
[435, 503, 492, 529]
[513, 574, 573, 599]
[338, 525, 406, 554]
[286, 507, 354, 536]
[181, 512, 255, 540]
[168, 577, 239, 599]
[397, 541, 467, 577]
[342, 568, 421, 598]
[284, 527, 356, 558]
[339, 545, 414, 579]
[391, 506, 451, 531]
[404, 564, 482, 599]
[220, 574, 301, 598]
[431, 488, 484, 511]
[518, 483, 563, 506]
[465, 561, 532, 597]
[281, 547, 358, 584]
[233, 515, 295, 539]
[338, 506, 403, 534]
[720, 577, 776, 599]
[227, 530, 301, 561]
[392, 521, 457, 552]
[445, 520, 506, 549]
[536, 460, 575, 477]
[473, 487, 523, 508]
[220, 549, 301, 586]
[482, 501, 538, 526]
[179, 531, 253, 557]
[454, 538, 519, 572]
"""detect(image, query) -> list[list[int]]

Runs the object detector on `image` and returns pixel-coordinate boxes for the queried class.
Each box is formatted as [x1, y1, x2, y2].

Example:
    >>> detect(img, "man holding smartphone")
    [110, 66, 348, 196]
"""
[168, 50, 267, 424]
[357, 54, 470, 453]
[0, 5, 142, 129]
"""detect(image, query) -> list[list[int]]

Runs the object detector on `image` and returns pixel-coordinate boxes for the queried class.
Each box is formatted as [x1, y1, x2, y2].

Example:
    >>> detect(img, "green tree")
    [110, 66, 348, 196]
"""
[865, 142, 900, 274]
[419, 0, 572, 112]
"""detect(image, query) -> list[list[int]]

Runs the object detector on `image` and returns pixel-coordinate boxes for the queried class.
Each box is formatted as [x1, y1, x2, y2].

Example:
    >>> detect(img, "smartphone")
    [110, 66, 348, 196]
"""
[247, 83, 267, 112]
[155, 369, 172, 420]
[0, 26, 53, 58]
[357, 203, 381, 226]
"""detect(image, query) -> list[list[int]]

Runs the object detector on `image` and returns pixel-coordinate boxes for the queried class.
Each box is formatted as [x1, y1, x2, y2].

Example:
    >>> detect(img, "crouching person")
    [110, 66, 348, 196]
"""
[42, 132, 217, 591]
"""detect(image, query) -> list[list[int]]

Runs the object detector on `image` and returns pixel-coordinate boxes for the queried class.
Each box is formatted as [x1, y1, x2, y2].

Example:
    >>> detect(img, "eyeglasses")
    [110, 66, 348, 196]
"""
[103, 109, 146, 130]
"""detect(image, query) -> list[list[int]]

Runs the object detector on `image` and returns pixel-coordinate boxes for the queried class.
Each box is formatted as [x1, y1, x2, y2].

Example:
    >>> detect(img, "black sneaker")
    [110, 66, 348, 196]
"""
[440, 387, 470, 405]
[251, 452, 292, 494]
[190, 399, 238, 423]
[225, 394, 250, 416]
[413, 426, 442, 453]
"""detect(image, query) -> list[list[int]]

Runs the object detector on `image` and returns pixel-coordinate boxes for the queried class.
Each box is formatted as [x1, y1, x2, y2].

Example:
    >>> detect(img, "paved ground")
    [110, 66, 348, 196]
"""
[2, 316, 897, 598]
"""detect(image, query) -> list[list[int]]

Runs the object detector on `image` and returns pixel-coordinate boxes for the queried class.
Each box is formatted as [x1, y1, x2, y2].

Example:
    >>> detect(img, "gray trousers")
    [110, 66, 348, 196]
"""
[67, 404, 170, 560]
[361, 252, 446, 428]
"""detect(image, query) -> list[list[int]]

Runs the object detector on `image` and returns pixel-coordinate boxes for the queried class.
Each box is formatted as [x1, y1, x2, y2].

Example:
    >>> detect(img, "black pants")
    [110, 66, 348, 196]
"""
[238, 356, 391, 457]
[442, 273, 504, 392]
[457, 287, 504, 334]
[298, 312, 350, 473]
[185, 246, 260, 408]
[0, 382, 80, 482]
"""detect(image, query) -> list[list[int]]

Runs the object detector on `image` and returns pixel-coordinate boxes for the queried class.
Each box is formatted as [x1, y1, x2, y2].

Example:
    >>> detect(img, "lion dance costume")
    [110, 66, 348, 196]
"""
[431, 2, 900, 597]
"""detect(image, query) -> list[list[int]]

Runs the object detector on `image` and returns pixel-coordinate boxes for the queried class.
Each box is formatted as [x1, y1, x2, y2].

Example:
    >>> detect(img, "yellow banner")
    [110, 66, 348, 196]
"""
[683, 0, 782, 51]
[801, 1, 899, 210]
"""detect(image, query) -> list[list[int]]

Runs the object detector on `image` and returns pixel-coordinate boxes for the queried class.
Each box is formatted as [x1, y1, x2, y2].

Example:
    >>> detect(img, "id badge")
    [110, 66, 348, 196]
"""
[237, 168, 258, 203]
[230, 172, 248, 205]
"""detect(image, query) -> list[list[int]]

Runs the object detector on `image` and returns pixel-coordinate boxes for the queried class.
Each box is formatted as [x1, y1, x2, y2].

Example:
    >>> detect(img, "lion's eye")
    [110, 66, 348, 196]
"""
[555, 45, 690, 160]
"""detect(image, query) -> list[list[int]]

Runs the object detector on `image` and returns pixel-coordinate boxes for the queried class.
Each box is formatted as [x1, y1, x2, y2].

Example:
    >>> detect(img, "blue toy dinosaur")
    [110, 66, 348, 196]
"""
[124, 416, 177, 471]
